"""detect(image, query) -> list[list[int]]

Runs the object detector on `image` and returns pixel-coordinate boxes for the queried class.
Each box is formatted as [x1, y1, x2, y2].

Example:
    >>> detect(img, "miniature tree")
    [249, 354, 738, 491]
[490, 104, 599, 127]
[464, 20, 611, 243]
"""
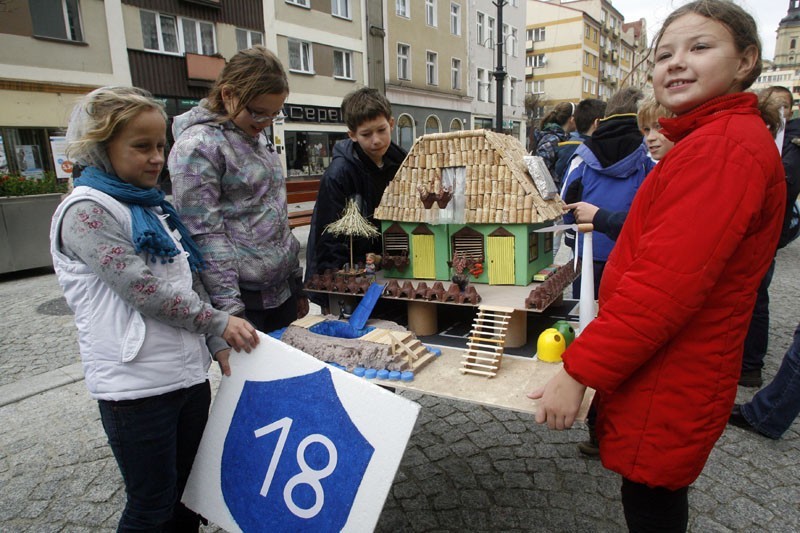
[323, 197, 380, 273]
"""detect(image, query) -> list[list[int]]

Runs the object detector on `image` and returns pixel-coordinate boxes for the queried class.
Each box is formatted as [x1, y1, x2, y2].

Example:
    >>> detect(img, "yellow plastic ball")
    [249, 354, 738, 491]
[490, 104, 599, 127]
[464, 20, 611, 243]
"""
[537, 328, 566, 363]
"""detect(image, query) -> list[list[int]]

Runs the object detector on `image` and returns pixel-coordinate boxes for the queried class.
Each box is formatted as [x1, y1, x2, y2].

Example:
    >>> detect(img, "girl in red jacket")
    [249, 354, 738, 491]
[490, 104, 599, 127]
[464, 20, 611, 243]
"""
[529, 1, 786, 530]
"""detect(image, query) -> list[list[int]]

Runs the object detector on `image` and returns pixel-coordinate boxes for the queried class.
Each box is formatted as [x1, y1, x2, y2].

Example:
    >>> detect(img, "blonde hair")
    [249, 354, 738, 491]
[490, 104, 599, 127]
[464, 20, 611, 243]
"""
[637, 97, 672, 130]
[66, 86, 166, 174]
[205, 46, 289, 121]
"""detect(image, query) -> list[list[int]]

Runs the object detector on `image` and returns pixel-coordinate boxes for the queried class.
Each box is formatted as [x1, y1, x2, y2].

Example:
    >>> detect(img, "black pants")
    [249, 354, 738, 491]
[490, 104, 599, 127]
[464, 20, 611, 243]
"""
[242, 291, 298, 334]
[741, 259, 775, 372]
[621, 477, 688, 533]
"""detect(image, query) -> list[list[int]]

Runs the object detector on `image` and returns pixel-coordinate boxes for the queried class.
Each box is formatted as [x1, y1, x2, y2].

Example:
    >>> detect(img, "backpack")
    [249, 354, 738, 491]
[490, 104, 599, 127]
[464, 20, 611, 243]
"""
[778, 134, 800, 248]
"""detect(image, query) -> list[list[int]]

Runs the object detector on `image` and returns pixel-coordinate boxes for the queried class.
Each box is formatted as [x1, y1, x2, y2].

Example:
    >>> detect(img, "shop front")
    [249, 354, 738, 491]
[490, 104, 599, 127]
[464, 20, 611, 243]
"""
[278, 102, 348, 181]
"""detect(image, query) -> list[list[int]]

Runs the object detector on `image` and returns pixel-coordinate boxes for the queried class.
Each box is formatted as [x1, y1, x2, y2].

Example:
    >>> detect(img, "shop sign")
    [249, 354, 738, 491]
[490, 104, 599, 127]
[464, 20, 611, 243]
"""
[284, 104, 343, 124]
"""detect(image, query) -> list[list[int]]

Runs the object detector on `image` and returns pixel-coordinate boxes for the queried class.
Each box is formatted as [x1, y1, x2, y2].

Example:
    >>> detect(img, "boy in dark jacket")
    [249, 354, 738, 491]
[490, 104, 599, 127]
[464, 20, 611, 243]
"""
[553, 98, 606, 184]
[305, 88, 407, 308]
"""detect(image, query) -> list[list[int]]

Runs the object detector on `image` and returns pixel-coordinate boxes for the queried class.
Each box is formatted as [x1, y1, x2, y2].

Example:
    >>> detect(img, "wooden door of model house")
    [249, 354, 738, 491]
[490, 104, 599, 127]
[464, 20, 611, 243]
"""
[411, 225, 436, 279]
[487, 233, 515, 285]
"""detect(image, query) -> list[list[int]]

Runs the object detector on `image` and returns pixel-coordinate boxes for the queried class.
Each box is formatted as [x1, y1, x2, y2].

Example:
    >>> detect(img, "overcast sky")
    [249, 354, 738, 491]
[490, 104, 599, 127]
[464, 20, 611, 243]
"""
[608, 0, 787, 61]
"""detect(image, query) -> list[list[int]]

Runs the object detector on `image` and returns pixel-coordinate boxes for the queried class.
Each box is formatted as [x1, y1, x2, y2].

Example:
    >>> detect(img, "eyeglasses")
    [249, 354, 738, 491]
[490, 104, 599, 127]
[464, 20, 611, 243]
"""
[246, 105, 285, 124]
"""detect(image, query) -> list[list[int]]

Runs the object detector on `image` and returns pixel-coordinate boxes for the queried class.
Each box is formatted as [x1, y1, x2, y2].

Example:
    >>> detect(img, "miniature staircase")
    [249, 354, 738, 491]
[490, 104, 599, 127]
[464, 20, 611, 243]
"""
[460, 305, 514, 378]
[360, 329, 437, 372]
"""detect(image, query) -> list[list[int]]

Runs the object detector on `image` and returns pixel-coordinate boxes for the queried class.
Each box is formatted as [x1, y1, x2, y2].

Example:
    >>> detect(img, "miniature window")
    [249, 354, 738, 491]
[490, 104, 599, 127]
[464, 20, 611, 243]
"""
[543, 232, 553, 253]
[384, 223, 410, 256]
[451, 227, 484, 261]
[528, 231, 539, 262]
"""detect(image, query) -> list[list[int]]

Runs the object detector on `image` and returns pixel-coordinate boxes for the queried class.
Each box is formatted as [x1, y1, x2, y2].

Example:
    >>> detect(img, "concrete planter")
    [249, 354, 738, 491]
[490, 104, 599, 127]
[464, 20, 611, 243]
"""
[0, 193, 63, 274]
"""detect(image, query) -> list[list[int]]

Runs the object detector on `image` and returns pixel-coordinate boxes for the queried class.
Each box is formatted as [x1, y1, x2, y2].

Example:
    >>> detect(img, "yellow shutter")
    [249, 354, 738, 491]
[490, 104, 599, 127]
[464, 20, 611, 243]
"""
[488, 236, 515, 285]
[412, 234, 436, 279]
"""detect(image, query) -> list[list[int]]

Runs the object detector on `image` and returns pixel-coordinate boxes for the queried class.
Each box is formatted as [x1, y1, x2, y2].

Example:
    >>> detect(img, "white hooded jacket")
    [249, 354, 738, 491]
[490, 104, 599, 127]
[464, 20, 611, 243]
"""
[50, 187, 212, 401]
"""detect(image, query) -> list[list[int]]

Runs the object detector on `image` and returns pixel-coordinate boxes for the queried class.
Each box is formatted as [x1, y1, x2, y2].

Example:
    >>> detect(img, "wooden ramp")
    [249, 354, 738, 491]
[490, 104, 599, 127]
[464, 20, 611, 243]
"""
[460, 305, 514, 378]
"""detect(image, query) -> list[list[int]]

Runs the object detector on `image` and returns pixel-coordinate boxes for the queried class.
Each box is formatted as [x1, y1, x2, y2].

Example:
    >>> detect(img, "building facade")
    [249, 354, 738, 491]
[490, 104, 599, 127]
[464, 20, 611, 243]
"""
[775, 0, 800, 69]
[469, 0, 527, 143]
[0, 0, 131, 177]
[386, 0, 472, 152]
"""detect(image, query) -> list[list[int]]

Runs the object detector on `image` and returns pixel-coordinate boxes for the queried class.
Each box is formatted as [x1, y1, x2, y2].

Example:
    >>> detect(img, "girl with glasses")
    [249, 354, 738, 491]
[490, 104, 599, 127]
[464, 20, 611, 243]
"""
[169, 46, 309, 335]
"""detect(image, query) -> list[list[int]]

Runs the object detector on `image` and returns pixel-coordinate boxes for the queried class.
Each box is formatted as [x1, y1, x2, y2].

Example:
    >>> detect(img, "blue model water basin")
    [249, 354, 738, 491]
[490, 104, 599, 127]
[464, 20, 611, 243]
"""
[308, 320, 375, 339]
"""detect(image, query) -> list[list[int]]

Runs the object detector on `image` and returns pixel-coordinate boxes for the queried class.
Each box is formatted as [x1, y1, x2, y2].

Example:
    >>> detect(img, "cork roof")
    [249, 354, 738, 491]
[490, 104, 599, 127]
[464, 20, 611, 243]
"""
[375, 129, 564, 225]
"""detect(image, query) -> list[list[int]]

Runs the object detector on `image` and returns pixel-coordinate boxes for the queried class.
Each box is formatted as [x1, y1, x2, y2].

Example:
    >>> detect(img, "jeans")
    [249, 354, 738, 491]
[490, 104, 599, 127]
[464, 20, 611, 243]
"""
[99, 381, 211, 532]
[741, 322, 800, 439]
[741, 260, 775, 373]
[620, 477, 689, 533]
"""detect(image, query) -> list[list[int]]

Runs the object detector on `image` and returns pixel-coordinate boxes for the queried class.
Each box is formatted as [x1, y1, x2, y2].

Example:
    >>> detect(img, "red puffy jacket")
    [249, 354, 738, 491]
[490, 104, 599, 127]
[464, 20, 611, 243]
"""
[563, 93, 785, 490]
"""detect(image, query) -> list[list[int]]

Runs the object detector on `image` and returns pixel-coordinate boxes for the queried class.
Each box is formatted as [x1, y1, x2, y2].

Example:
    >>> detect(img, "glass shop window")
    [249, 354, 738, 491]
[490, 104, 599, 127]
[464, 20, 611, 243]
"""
[284, 131, 348, 178]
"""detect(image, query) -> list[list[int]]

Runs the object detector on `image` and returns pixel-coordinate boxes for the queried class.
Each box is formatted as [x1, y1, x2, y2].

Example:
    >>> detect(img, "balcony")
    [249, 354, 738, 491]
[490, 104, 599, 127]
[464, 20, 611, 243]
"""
[525, 66, 534, 76]
[601, 49, 609, 59]
[611, 50, 619, 64]
[612, 28, 620, 39]
[526, 40, 534, 51]
[186, 53, 226, 88]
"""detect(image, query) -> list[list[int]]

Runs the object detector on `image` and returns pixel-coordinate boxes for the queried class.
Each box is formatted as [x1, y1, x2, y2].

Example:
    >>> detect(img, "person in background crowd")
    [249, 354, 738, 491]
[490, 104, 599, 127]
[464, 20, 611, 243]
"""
[553, 98, 607, 184]
[739, 85, 799, 387]
[534, 101, 576, 186]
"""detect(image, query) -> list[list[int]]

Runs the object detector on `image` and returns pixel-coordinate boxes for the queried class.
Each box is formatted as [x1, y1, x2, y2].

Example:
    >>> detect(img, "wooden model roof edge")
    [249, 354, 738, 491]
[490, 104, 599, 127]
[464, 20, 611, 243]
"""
[375, 129, 564, 224]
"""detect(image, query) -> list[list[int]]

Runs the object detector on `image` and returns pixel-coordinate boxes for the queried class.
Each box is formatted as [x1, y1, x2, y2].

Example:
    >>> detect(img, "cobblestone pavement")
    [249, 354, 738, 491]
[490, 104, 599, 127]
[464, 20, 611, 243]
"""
[2, 240, 799, 531]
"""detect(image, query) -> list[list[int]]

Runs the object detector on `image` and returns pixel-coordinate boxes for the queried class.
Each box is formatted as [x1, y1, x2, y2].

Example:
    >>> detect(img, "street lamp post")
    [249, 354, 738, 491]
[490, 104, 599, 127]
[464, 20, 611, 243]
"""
[493, 0, 508, 134]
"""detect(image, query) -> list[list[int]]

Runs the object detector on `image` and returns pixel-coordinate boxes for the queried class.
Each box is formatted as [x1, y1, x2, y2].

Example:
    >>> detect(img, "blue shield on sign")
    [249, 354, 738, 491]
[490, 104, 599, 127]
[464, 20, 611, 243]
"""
[221, 369, 374, 532]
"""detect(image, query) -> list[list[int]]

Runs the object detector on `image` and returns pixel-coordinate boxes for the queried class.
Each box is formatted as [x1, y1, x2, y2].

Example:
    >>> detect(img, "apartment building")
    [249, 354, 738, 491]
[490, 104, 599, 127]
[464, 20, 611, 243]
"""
[525, 0, 648, 131]
[470, 0, 527, 144]
[0, 0, 130, 177]
[525, 0, 599, 126]
[386, 0, 471, 151]
[265, 0, 371, 179]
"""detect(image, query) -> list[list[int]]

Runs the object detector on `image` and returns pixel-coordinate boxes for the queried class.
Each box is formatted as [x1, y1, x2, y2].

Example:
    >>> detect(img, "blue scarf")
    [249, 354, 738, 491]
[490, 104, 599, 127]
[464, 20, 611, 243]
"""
[74, 167, 205, 271]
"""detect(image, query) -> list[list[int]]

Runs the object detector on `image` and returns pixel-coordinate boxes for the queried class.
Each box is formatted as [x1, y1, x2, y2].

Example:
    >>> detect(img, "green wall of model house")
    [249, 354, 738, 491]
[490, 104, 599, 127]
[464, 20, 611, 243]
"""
[379, 221, 554, 286]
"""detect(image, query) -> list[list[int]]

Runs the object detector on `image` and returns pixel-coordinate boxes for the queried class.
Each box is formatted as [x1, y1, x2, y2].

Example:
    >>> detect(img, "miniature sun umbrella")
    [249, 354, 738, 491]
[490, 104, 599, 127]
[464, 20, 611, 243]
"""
[323, 197, 380, 273]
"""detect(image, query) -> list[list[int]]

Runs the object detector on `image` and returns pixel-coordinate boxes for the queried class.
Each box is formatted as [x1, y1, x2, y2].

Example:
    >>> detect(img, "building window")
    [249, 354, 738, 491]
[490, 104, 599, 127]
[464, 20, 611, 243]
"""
[236, 28, 263, 51]
[450, 3, 461, 35]
[141, 11, 180, 54]
[286, 0, 310, 7]
[533, 106, 544, 119]
[477, 12, 485, 45]
[426, 0, 437, 27]
[477, 68, 487, 101]
[396, 114, 415, 150]
[396, 0, 409, 17]
[425, 116, 441, 135]
[526, 54, 546, 68]
[30, 0, 83, 42]
[509, 76, 517, 106]
[288, 39, 314, 73]
[397, 43, 410, 80]
[528, 79, 544, 94]
[487, 16, 495, 48]
[488, 77, 495, 103]
[474, 116, 493, 130]
[285, 131, 348, 177]
[450, 118, 463, 131]
[181, 18, 216, 55]
[332, 0, 351, 19]
[333, 50, 354, 79]
[451, 58, 461, 90]
[793, 38, 798, 50]
[426, 51, 438, 85]
[510, 28, 518, 56]
[531, 27, 545, 42]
